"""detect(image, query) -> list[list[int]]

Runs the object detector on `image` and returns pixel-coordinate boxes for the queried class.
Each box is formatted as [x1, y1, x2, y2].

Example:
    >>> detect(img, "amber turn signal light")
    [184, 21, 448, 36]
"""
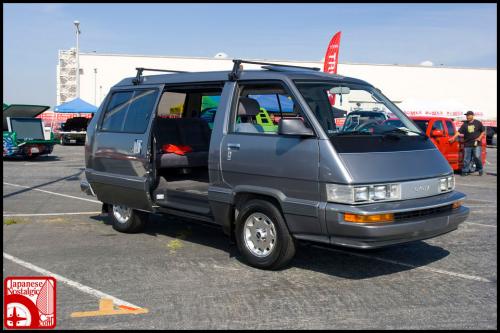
[343, 213, 394, 223]
[452, 201, 462, 209]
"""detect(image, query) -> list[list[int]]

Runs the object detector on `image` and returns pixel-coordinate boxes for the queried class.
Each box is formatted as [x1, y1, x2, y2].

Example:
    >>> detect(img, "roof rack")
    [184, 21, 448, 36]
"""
[133, 67, 188, 85]
[228, 59, 321, 81]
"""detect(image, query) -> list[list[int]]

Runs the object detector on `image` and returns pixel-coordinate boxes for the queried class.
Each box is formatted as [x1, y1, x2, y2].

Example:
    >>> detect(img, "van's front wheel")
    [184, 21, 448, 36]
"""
[110, 204, 148, 233]
[235, 199, 296, 270]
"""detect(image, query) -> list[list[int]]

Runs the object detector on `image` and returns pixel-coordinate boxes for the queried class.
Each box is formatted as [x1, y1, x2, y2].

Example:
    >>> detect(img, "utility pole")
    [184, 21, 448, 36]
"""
[74, 20, 81, 98]
[94, 68, 97, 105]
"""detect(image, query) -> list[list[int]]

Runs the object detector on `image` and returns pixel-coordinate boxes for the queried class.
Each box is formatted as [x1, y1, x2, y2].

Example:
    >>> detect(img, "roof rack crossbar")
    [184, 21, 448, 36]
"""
[228, 59, 320, 81]
[133, 67, 188, 85]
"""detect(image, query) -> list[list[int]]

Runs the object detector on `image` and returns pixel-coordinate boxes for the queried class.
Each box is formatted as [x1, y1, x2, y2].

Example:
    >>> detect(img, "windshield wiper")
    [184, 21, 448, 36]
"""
[381, 128, 428, 139]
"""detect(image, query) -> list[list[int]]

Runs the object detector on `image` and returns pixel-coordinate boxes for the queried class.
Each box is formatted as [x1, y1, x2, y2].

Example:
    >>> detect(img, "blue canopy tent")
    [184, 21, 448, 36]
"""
[52, 98, 97, 128]
[54, 98, 97, 113]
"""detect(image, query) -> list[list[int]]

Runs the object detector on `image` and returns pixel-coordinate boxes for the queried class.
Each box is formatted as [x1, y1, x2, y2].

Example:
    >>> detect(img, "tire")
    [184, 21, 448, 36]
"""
[25, 154, 39, 160]
[235, 199, 296, 270]
[109, 204, 148, 233]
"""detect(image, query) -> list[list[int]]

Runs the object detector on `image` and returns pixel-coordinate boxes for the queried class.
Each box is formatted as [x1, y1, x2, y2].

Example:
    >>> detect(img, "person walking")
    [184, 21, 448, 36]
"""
[449, 111, 485, 176]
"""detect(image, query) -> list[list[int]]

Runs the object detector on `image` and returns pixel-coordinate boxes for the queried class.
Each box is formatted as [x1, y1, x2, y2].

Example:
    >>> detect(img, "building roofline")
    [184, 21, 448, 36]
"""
[72, 51, 497, 71]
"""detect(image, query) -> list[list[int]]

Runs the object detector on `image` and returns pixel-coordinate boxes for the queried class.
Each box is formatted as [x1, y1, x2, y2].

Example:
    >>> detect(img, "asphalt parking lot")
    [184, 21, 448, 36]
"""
[3, 145, 497, 329]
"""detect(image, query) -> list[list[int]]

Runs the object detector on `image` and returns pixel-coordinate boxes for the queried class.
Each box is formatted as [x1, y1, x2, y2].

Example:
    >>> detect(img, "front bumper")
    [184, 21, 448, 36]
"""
[3, 143, 54, 157]
[324, 191, 469, 249]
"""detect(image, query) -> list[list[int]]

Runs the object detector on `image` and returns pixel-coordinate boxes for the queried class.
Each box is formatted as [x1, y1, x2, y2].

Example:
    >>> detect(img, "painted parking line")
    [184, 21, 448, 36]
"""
[456, 183, 497, 188]
[3, 182, 101, 204]
[463, 199, 496, 203]
[464, 222, 497, 228]
[313, 245, 492, 283]
[3, 212, 101, 217]
[71, 298, 148, 318]
[3, 252, 147, 312]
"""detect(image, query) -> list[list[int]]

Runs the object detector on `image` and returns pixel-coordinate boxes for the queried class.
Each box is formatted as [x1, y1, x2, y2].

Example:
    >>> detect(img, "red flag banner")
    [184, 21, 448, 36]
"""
[323, 31, 342, 105]
[323, 32, 342, 74]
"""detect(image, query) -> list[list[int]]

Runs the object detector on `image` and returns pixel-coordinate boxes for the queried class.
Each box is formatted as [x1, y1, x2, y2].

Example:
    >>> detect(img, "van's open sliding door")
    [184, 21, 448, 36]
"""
[86, 85, 164, 211]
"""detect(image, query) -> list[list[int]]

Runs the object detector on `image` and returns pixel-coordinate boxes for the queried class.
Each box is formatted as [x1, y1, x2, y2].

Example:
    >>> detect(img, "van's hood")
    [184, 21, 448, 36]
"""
[337, 148, 452, 183]
[319, 135, 452, 184]
[3, 105, 50, 130]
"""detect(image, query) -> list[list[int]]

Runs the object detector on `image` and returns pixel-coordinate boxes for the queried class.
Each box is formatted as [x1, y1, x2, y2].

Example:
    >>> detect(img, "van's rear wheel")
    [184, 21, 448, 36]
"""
[235, 199, 296, 270]
[110, 204, 148, 233]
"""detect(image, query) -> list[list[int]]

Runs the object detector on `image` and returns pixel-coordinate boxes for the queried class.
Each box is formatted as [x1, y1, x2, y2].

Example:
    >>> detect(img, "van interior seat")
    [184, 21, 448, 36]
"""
[235, 97, 264, 133]
[156, 117, 211, 169]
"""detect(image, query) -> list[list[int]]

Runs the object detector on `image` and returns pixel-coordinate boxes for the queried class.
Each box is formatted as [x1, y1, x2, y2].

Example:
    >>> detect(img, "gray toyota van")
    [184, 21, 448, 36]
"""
[81, 60, 469, 269]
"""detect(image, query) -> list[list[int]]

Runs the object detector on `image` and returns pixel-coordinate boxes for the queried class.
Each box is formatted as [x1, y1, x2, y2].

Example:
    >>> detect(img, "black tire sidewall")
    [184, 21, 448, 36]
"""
[235, 199, 292, 269]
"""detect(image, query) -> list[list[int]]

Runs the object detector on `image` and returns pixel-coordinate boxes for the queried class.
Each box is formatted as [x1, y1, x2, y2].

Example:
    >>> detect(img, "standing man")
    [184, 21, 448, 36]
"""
[449, 111, 485, 176]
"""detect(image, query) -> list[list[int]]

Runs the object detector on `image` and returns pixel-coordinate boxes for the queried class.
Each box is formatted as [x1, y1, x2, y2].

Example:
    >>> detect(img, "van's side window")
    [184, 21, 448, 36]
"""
[157, 92, 186, 118]
[122, 90, 157, 133]
[200, 95, 221, 129]
[101, 91, 133, 132]
[101, 89, 157, 133]
[231, 82, 310, 135]
[445, 120, 456, 136]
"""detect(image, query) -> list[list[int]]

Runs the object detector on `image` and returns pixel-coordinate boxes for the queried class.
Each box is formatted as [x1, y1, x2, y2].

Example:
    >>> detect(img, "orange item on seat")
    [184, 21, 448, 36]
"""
[162, 144, 193, 155]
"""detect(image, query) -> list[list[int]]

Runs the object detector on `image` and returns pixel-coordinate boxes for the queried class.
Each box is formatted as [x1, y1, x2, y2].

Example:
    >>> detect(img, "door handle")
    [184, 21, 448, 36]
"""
[227, 143, 240, 150]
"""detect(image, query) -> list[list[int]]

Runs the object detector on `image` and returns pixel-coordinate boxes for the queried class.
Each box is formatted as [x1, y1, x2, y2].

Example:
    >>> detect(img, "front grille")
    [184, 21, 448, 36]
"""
[394, 204, 454, 220]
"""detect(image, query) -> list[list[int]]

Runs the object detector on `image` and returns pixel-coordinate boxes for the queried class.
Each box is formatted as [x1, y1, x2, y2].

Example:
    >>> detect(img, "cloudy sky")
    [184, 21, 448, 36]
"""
[3, 3, 497, 106]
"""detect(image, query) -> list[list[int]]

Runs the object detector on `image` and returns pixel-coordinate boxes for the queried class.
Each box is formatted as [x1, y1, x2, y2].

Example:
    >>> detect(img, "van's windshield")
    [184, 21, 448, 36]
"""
[294, 81, 423, 138]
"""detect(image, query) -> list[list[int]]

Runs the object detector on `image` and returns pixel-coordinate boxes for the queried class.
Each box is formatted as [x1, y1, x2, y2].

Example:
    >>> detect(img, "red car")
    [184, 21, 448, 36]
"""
[385, 116, 486, 171]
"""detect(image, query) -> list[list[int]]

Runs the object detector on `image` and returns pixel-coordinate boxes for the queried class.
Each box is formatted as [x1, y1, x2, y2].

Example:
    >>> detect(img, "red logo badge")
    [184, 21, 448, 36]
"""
[4, 277, 56, 329]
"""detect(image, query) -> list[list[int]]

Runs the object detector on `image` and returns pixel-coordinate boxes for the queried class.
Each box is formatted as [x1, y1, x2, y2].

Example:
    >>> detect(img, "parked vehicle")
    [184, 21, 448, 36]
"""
[3, 104, 56, 158]
[56, 116, 91, 145]
[81, 60, 469, 270]
[386, 116, 487, 172]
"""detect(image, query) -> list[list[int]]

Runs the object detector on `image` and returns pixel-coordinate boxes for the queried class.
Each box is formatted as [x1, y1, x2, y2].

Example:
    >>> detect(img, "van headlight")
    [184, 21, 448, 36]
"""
[326, 183, 401, 204]
[439, 175, 455, 192]
[354, 186, 369, 201]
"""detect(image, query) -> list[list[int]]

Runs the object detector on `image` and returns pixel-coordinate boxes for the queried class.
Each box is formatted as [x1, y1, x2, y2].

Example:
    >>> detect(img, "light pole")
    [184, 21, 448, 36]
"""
[94, 68, 97, 105]
[74, 20, 81, 98]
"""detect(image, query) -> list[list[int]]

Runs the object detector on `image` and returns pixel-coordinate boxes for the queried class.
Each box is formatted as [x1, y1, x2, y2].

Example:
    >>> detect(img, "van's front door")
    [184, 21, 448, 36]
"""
[219, 81, 321, 234]
[87, 86, 163, 211]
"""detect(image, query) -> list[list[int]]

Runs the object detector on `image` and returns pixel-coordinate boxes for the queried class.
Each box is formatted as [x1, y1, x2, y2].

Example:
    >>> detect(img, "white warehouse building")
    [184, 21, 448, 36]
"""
[56, 49, 497, 127]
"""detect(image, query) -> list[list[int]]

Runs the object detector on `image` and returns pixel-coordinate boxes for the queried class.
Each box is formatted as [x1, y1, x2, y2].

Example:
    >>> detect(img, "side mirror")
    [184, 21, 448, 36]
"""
[278, 118, 314, 137]
[431, 129, 444, 137]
